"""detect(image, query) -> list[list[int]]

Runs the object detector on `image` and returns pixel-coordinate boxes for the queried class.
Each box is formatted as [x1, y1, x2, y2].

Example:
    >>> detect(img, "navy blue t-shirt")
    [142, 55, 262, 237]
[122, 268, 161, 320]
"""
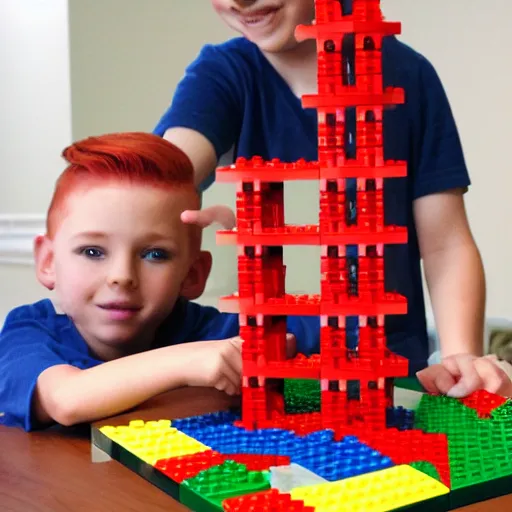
[154, 36, 470, 373]
[0, 299, 319, 431]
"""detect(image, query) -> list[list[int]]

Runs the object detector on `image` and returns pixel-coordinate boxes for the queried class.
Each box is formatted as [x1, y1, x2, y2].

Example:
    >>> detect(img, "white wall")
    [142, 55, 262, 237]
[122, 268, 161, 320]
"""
[383, 0, 512, 318]
[0, 0, 510, 323]
[0, 0, 72, 320]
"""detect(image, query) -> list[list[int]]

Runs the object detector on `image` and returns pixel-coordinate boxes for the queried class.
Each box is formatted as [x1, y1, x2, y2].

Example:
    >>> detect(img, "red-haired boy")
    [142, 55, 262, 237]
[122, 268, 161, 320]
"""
[0, 132, 315, 431]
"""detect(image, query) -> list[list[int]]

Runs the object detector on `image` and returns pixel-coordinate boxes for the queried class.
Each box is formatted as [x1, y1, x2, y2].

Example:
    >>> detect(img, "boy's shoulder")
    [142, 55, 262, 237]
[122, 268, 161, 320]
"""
[0, 298, 88, 358]
[2, 299, 59, 332]
[382, 36, 440, 82]
[189, 37, 268, 76]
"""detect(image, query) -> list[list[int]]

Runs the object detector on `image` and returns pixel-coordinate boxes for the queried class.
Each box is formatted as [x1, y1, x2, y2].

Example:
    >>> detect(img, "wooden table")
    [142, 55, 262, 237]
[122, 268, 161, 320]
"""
[0, 387, 510, 512]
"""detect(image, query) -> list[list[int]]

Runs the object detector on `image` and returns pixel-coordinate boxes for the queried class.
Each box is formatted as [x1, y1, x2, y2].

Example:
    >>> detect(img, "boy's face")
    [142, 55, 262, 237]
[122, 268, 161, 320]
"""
[212, 0, 315, 53]
[36, 184, 210, 359]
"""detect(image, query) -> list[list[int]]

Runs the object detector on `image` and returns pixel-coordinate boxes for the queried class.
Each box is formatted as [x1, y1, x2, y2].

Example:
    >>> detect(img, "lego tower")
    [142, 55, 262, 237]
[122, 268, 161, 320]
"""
[217, 0, 409, 438]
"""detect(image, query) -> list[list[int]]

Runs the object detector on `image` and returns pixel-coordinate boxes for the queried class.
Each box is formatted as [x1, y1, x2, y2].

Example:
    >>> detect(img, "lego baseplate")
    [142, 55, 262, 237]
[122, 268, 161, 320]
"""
[92, 382, 512, 511]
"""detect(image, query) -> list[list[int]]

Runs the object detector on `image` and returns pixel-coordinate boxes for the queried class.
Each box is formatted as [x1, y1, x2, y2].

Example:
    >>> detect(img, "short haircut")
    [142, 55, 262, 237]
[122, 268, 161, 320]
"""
[46, 132, 199, 239]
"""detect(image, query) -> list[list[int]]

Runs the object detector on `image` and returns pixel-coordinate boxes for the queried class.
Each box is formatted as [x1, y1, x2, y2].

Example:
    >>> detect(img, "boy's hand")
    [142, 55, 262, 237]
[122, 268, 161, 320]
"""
[183, 337, 243, 395]
[417, 353, 512, 398]
[181, 205, 236, 230]
[182, 334, 297, 396]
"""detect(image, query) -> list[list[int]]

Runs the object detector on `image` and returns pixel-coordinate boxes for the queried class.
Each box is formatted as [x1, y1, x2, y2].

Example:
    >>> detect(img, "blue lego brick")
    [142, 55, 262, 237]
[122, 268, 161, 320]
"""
[182, 425, 300, 456]
[171, 410, 240, 432]
[291, 430, 393, 481]
[171, 412, 394, 483]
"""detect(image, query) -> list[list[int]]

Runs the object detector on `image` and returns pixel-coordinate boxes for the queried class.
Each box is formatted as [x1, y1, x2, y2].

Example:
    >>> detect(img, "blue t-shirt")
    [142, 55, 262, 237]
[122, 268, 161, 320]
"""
[153, 36, 470, 373]
[0, 298, 319, 431]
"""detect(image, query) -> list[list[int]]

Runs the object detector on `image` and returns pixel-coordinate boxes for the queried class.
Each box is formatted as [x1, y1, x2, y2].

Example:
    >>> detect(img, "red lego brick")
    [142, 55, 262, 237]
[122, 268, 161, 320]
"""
[320, 351, 409, 381]
[239, 315, 288, 363]
[459, 390, 509, 418]
[320, 292, 408, 316]
[224, 454, 290, 472]
[155, 450, 290, 483]
[223, 489, 315, 512]
[216, 156, 319, 183]
[216, 0, 411, 453]
[302, 87, 404, 109]
[217, 225, 407, 246]
[242, 354, 322, 380]
[358, 428, 451, 488]
[155, 450, 225, 483]
[219, 292, 407, 317]
[254, 412, 325, 437]
[295, 20, 402, 41]
[319, 161, 407, 179]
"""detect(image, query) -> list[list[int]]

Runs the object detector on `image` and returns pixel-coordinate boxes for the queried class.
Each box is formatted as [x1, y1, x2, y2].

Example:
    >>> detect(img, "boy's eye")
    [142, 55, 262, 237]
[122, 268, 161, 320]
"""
[143, 248, 170, 261]
[78, 247, 105, 259]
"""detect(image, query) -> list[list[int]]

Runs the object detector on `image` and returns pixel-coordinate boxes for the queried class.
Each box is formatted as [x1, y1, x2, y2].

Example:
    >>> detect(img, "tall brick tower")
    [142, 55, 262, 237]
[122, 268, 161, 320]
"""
[216, 0, 409, 439]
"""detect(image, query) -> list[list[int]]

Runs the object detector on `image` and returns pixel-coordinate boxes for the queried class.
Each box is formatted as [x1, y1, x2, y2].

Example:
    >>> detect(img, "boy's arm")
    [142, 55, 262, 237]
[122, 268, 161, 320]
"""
[414, 188, 485, 358]
[153, 44, 242, 191]
[34, 338, 242, 427]
[164, 127, 237, 230]
[163, 127, 218, 188]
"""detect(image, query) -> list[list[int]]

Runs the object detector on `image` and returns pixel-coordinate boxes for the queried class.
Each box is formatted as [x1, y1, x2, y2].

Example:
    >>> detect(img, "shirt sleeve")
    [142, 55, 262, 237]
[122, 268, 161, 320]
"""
[413, 57, 471, 199]
[153, 44, 243, 162]
[0, 320, 68, 431]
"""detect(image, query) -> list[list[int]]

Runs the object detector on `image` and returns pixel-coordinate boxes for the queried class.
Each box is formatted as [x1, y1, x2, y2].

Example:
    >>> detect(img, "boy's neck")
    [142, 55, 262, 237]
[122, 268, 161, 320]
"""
[262, 39, 318, 99]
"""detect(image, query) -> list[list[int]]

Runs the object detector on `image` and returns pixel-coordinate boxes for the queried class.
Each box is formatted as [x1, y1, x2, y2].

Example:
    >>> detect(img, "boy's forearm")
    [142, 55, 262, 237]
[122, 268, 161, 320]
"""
[423, 241, 486, 358]
[35, 344, 190, 426]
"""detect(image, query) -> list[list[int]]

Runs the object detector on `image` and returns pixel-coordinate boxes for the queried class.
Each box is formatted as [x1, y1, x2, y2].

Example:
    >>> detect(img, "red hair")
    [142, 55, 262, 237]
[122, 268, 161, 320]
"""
[46, 132, 197, 238]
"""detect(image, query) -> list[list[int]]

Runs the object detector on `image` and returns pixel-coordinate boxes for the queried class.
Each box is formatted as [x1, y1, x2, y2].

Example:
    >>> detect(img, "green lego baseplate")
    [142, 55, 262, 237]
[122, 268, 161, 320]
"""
[91, 381, 512, 511]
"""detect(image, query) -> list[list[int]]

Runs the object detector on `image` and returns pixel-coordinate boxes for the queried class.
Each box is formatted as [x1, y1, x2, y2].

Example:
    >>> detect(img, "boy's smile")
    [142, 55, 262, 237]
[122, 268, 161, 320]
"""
[37, 183, 205, 361]
[212, 0, 315, 53]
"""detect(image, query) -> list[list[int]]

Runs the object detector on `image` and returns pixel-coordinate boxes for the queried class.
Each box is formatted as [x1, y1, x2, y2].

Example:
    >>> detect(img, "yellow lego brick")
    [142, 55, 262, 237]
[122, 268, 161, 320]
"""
[290, 464, 450, 512]
[99, 419, 210, 465]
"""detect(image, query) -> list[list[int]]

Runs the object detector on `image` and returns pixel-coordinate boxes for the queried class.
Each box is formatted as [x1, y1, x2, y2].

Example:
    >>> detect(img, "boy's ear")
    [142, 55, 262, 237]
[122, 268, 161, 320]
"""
[34, 235, 56, 290]
[181, 250, 213, 301]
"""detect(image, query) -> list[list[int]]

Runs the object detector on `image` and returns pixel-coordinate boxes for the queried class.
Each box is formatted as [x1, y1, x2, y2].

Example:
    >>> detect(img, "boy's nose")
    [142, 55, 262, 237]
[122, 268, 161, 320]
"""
[107, 261, 138, 289]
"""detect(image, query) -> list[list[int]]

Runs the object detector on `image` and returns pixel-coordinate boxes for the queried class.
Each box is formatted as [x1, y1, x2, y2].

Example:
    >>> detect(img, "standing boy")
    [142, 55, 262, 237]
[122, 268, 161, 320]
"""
[154, 0, 488, 395]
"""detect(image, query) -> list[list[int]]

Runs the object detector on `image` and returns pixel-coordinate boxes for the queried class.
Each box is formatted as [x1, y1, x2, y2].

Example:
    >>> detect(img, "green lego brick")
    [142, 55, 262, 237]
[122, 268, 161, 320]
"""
[284, 377, 425, 415]
[284, 378, 321, 413]
[448, 472, 512, 509]
[409, 461, 442, 483]
[415, 393, 512, 495]
[91, 426, 180, 499]
[179, 485, 224, 512]
[180, 460, 270, 511]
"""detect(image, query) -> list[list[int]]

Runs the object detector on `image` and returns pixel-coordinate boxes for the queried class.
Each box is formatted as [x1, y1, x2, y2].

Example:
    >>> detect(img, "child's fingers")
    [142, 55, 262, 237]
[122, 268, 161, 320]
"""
[474, 357, 512, 396]
[220, 351, 241, 389]
[215, 377, 238, 396]
[219, 338, 243, 388]
[444, 357, 482, 398]
[417, 364, 458, 395]
[181, 205, 236, 230]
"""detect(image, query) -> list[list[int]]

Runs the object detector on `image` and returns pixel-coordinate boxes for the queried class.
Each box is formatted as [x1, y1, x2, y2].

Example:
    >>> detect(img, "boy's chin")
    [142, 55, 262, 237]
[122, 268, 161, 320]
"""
[249, 31, 299, 54]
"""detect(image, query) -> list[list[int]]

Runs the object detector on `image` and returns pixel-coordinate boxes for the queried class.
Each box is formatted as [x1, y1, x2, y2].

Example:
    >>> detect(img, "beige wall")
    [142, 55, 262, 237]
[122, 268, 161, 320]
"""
[1, 0, 511, 322]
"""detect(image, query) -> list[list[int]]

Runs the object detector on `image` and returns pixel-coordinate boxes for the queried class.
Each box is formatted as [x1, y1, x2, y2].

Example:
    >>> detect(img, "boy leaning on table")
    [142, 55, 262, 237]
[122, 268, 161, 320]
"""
[0, 132, 510, 432]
